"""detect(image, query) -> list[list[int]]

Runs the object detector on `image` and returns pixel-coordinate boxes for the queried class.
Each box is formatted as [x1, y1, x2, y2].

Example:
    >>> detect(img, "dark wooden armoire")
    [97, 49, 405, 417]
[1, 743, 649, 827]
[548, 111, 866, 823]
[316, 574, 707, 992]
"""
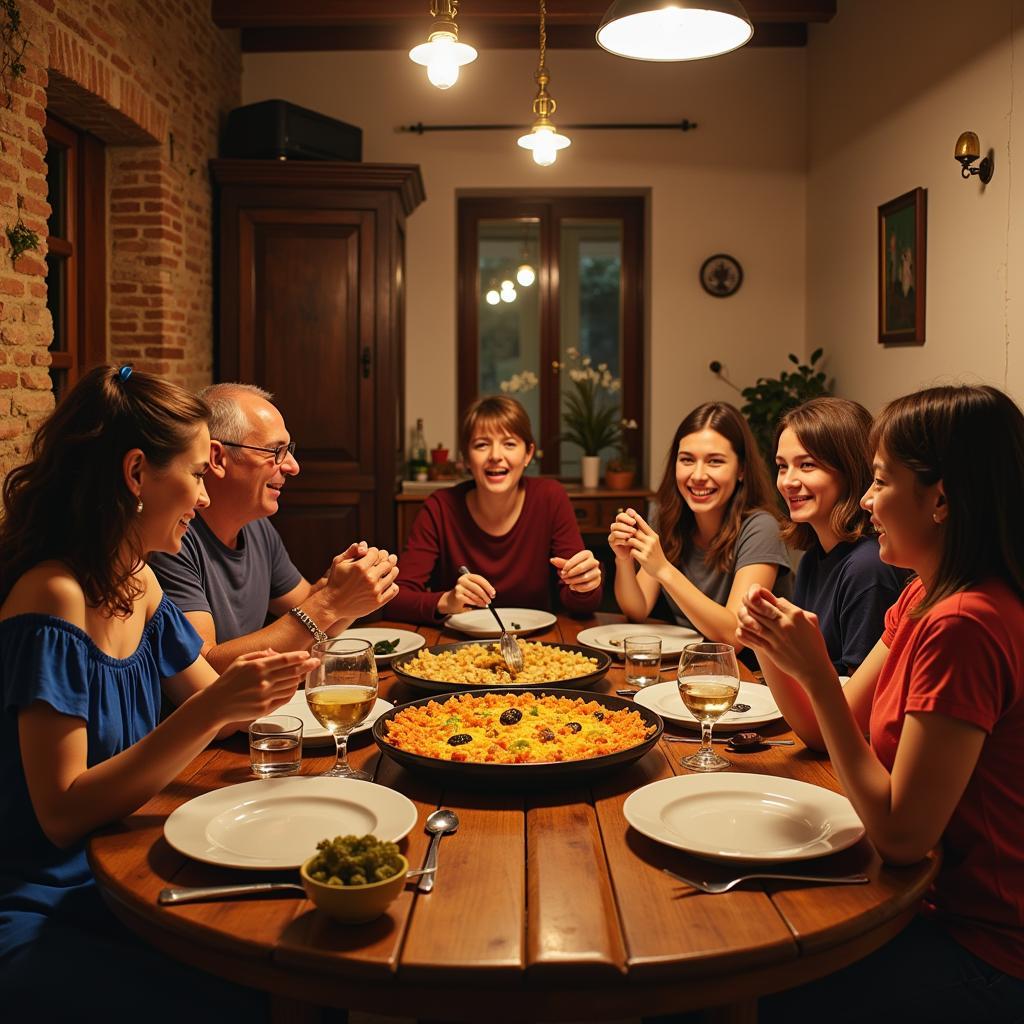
[210, 160, 425, 582]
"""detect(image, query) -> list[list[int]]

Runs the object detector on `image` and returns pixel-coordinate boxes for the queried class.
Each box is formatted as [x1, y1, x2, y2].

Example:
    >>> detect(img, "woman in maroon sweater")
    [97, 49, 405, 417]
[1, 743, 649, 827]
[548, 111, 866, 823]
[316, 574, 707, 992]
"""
[390, 397, 603, 625]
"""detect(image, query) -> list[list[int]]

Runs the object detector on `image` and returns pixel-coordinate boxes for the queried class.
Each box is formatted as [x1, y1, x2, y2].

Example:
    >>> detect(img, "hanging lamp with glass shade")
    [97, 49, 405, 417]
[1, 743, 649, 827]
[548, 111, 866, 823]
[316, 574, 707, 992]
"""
[517, 0, 571, 167]
[596, 0, 753, 61]
[409, 0, 478, 90]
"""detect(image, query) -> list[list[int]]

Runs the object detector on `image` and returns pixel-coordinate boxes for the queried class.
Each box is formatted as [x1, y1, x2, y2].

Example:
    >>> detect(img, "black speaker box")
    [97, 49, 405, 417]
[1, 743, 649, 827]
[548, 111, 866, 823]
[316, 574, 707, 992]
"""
[222, 100, 362, 161]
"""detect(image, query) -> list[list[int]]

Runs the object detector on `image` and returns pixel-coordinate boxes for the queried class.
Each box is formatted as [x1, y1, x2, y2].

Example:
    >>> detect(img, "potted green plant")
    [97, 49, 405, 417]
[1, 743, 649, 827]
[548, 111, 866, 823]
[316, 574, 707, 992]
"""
[710, 348, 832, 466]
[558, 348, 622, 488]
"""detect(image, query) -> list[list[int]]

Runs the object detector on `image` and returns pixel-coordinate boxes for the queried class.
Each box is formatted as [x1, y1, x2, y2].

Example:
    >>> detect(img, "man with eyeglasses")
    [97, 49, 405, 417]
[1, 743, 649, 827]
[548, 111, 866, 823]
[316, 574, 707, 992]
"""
[149, 382, 399, 672]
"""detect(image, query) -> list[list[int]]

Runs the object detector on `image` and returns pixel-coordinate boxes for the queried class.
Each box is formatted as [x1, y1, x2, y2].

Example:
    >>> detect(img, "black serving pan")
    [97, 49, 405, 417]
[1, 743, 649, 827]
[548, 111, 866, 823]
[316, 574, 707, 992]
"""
[372, 687, 664, 787]
[389, 640, 612, 695]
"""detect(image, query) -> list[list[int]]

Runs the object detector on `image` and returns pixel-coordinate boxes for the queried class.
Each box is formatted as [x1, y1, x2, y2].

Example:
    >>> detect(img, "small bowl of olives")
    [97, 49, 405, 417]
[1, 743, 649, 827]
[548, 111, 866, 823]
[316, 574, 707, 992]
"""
[301, 834, 409, 924]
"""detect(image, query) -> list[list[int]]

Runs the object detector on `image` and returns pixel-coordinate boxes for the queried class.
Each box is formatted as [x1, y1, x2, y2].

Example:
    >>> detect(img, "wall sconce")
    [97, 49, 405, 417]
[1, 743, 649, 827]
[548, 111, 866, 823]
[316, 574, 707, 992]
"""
[954, 131, 994, 184]
[409, 0, 477, 90]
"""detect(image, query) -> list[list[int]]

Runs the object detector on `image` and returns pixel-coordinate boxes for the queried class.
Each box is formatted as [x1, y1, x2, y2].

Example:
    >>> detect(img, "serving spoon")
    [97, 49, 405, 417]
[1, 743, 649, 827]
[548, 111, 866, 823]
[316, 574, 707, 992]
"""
[456, 566, 523, 675]
[418, 808, 460, 894]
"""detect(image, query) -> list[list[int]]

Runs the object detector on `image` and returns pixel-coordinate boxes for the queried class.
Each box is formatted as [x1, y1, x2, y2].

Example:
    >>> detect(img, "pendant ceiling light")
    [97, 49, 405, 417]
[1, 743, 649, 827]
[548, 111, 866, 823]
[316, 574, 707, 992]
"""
[517, 1, 571, 167]
[596, 0, 753, 61]
[409, 0, 478, 90]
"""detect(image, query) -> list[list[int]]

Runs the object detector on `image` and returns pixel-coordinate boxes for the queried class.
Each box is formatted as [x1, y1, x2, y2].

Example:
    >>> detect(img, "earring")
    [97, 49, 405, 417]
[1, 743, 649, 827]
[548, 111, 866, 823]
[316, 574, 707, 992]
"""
[932, 513, 941, 523]
[136, 498, 144, 514]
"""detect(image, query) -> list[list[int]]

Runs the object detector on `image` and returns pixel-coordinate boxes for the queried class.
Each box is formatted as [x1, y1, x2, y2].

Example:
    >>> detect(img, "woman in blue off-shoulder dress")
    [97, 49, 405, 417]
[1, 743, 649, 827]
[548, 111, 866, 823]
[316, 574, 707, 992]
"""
[0, 366, 317, 1018]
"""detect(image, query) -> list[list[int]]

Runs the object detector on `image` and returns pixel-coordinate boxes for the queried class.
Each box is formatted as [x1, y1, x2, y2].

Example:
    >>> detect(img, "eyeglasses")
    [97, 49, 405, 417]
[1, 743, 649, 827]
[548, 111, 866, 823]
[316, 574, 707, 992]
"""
[218, 440, 297, 464]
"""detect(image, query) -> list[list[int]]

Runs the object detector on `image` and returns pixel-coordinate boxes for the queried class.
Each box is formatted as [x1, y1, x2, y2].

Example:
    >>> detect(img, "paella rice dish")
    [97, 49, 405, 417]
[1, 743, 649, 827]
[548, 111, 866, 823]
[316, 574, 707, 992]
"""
[382, 691, 657, 764]
[400, 641, 598, 685]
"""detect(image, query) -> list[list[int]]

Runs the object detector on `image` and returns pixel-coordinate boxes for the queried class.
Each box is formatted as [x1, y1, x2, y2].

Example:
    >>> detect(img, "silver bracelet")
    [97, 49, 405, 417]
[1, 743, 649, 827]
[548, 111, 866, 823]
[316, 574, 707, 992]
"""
[289, 606, 328, 644]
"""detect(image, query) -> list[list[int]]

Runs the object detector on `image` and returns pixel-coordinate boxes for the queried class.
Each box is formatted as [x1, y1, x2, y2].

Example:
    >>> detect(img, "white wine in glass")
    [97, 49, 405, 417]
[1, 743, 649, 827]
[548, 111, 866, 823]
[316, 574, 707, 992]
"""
[677, 642, 740, 772]
[307, 637, 378, 779]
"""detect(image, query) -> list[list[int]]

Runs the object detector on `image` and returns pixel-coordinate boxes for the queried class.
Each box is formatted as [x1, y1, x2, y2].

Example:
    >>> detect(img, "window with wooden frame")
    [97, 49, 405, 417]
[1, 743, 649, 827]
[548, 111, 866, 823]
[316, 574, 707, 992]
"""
[44, 114, 106, 401]
[458, 196, 645, 480]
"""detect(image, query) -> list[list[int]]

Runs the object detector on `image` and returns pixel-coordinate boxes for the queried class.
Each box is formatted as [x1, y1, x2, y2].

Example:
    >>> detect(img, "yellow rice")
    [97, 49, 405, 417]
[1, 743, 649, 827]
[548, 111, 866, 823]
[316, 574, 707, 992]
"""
[383, 691, 656, 764]
[401, 641, 598, 685]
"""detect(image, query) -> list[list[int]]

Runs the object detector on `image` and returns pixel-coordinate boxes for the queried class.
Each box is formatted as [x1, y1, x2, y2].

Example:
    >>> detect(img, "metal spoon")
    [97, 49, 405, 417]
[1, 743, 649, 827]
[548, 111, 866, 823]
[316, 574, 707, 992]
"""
[158, 868, 436, 905]
[418, 808, 460, 894]
[456, 565, 523, 675]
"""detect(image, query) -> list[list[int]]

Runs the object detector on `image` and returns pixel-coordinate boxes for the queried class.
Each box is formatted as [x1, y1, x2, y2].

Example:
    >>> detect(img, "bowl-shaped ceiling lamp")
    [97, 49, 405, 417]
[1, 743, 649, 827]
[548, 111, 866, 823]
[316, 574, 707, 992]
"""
[596, 0, 753, 61]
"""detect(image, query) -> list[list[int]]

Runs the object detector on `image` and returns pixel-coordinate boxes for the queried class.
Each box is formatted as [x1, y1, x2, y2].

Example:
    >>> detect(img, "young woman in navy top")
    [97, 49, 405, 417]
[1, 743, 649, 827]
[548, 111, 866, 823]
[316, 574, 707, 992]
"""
[775, 397, 907, 673]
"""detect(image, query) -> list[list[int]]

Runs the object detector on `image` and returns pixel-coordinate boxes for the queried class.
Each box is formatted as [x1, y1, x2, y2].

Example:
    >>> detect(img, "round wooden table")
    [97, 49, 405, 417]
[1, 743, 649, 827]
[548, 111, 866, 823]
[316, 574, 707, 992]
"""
[88, 616, 938, 1023]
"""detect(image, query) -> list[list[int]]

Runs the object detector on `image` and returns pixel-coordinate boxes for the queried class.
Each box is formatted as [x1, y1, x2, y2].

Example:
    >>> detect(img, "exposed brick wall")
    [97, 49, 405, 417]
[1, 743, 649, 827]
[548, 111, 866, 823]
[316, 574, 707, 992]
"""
[0, 0, 241, 474]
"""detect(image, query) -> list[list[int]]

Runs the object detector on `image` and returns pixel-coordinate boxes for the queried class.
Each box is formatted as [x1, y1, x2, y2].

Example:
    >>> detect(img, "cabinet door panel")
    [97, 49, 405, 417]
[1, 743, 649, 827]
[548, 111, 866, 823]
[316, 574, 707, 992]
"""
[240, 207, 375, 475]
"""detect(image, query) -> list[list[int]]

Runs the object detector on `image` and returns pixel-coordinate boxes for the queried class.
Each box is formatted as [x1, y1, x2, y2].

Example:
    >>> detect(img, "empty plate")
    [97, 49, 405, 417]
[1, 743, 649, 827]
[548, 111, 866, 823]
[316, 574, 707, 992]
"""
[163, 777, 418, 870]
[624, 773, 864, 862]
[633, 680, 782, 732]
[445, 607, 556, 638]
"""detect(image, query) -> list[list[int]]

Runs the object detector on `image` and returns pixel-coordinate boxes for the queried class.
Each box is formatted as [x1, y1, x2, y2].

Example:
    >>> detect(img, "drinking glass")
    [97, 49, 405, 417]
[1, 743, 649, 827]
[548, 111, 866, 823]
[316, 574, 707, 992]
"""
[306, 637, 378, 780]
[677, 642, 740, 772]
[248, 715, 303, 778]
[623, 635, 662, 688]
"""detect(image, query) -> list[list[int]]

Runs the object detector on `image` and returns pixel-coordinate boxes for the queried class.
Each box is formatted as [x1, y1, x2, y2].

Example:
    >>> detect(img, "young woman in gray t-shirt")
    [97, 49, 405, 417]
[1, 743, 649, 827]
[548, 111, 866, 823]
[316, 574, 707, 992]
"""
[609, 401, 790, 647]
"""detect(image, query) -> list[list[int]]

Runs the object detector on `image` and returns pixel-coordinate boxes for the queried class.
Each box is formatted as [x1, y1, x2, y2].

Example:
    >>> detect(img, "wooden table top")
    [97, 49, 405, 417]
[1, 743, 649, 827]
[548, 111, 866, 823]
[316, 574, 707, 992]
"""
[88, 615, 939, 1022]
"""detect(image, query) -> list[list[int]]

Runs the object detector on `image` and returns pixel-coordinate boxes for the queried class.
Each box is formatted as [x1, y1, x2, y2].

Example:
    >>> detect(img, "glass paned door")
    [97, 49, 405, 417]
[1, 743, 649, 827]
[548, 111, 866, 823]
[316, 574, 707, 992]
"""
[559, 220, 623, 479]
[459, 196, 644, 480]
[477, 218, 541, 474]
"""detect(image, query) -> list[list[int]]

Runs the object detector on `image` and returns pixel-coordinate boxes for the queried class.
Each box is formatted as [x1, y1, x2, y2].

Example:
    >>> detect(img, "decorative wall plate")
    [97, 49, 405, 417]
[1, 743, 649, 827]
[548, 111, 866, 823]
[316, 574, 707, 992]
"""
[700, 254, 743, 297]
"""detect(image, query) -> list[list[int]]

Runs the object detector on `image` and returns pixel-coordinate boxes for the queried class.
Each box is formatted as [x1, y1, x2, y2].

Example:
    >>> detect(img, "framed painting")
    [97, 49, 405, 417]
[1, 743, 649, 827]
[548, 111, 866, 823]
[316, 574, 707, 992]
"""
[878, 187, 927, 345]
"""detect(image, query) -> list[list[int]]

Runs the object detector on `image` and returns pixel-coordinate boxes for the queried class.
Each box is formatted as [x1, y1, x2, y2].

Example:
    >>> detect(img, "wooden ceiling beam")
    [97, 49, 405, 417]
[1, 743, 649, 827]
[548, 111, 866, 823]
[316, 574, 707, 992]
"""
[213, 0, 836, 34]
[239, 20, 808, 52]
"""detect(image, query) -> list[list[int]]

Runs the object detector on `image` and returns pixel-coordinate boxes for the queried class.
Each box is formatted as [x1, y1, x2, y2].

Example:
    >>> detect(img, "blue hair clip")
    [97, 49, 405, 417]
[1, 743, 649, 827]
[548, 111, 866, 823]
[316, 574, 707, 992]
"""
[117, 365, 133, 382]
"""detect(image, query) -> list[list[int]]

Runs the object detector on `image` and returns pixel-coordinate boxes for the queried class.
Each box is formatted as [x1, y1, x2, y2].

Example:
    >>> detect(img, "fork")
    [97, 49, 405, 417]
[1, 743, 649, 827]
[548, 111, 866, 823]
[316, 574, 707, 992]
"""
[457, 565, 523, 674]
[662, 867, 870, 894]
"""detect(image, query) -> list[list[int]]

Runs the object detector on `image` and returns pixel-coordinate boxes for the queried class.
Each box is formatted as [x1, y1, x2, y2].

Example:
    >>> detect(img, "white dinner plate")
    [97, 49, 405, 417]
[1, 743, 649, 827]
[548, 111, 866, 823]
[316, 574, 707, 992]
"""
[632, 680, 782, 733]
[279, 691, 394, 745]
[445, 607, 556, 638]
[163, 778, 418, 870]
[575, 622, 701, 658]
[623, 773, 865, 862]
[334, 627, 425, 663]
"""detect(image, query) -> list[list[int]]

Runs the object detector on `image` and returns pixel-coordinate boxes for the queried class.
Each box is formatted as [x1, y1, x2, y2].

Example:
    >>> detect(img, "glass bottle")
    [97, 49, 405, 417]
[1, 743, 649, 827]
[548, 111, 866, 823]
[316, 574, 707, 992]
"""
[410, 418, 428, 481]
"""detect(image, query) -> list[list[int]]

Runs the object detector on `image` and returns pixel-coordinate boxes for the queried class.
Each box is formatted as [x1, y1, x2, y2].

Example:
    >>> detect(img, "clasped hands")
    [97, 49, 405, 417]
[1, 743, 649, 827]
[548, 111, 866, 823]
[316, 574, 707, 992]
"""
[319, 541, 400, 621]
[608, 508, 671, 579]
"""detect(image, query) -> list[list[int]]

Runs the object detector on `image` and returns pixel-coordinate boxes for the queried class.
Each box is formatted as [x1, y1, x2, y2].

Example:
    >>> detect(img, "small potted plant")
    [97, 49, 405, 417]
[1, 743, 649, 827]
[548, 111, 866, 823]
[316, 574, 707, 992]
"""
[605, 419, 638, 490]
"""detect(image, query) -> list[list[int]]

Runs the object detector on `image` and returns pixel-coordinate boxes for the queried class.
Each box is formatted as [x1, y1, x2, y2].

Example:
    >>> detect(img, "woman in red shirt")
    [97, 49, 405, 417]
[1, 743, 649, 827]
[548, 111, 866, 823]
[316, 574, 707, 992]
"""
[390, 396, 602, 625]
[738, 385, 1024, 1022]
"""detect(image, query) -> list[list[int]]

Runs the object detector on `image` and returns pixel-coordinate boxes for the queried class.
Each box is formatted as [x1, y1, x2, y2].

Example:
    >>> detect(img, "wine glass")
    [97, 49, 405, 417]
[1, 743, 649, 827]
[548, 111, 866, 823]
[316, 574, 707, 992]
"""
[677, 642, 740, 772]
[306, 637, 378, 780]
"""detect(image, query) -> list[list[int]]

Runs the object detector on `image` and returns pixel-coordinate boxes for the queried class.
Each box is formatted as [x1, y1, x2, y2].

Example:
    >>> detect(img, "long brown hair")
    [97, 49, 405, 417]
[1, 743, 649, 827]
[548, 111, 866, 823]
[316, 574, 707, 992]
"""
[870, 384, 1024, 614]
[0, 365, 210, 616]
[655, 401, 778, 573]
[776, 397, 874, 551]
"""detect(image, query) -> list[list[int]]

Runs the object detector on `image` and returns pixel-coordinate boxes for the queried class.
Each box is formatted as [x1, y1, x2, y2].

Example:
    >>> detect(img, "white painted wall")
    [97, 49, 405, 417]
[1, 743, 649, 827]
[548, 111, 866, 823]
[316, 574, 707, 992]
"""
[242, 46, 807, 483]
[805, 0, 1024, 410]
